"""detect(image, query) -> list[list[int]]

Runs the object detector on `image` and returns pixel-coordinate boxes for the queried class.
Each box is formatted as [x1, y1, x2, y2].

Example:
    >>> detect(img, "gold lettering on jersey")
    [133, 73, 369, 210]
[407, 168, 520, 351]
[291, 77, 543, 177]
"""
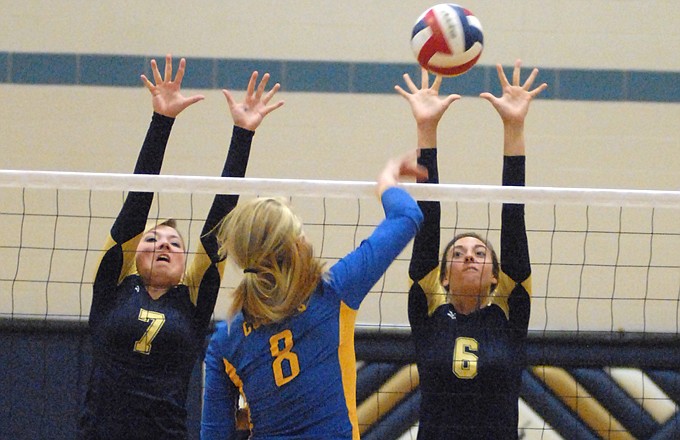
[269, 329, 300, 386]
[243, 321, 261, 336]
[452, 336, 479, 379]
[134, 309, 166, 355]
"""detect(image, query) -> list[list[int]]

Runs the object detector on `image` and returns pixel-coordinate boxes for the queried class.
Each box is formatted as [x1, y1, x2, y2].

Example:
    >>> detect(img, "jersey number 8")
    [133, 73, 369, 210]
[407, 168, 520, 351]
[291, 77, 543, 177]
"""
[269, 330, 301, 386]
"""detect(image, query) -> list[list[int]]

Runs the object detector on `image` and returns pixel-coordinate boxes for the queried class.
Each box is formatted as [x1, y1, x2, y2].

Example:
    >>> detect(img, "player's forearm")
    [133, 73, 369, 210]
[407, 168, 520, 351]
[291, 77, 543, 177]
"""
[417, 121, 438, 149]
[503, 121, 525, 157]
[201, 125, 254, 250]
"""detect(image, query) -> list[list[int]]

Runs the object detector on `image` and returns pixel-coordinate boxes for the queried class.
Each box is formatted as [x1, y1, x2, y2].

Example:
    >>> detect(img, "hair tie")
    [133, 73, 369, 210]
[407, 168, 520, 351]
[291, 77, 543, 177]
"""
[243, 268, 258, 274]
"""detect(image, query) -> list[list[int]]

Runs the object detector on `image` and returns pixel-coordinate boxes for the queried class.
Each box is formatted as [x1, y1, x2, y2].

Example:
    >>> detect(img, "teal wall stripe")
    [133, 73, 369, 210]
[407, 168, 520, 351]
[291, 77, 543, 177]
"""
[558, 69, 627, 102]
[2, 51, 679, 103]
[630, 71, 680, 103]
[12, 52, 77, 85]
[80, 54, 148, 87]
[0, 52, 7, 82]
[216, 58, 284, 91]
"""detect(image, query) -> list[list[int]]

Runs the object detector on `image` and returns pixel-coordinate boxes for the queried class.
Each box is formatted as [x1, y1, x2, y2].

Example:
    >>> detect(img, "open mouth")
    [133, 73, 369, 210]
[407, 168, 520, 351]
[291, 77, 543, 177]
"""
[156, 254, 170, 262]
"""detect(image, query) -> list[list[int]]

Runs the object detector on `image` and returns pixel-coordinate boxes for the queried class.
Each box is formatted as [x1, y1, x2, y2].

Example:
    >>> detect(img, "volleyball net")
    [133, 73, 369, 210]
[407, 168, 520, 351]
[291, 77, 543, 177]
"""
[1, 169, 680, 439]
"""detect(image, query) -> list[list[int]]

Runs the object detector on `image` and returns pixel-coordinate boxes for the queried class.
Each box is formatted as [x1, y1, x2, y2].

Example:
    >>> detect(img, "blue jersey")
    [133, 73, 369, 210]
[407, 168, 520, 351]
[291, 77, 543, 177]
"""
[78, 114, 255, 440]
[408, 149, 532, 440]
[201, 187, 423, 440]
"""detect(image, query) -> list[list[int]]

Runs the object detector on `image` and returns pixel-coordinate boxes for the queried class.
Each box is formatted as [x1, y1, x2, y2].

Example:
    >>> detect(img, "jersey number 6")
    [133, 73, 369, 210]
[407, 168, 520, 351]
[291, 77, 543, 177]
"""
[452, 336, 479, 379]
[269, 329, 301, 386]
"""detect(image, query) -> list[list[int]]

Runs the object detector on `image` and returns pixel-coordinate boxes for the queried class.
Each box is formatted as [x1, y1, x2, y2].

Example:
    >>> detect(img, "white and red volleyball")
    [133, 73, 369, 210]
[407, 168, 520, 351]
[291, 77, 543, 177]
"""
[410, 4, 484, 76]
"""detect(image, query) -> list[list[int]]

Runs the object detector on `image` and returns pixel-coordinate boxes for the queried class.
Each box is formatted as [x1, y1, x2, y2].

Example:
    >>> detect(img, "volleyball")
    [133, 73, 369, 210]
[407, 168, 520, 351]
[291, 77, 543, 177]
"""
[410, 3, 484, 76]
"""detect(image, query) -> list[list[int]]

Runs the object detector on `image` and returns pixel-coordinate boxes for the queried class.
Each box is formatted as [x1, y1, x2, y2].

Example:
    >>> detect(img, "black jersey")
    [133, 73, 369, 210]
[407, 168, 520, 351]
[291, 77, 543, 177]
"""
[408, 148, 531, 440]
[78, 113, 254, 440]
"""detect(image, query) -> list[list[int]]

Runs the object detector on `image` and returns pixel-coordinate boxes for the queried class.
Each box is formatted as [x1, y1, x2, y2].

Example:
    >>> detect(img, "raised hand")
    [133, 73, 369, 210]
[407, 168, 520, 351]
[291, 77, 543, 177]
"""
[395, 68, 460, 132]
[479, 59, 547, 126]
[223, 71, 284, 131]
[140, 54, 205, 118]
[376, 149, 428, 197]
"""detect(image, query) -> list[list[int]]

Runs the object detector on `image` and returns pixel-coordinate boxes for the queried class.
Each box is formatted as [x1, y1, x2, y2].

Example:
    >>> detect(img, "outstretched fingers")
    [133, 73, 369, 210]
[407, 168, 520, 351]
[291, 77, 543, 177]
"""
[522, 67, 547, 96]
[163, 54, 173, 83]
[530, 81, 548, 97]
[443, 93, 462, 107]
[150, 59, 163, 86]
[255, 72, 270, 100]
[431, 73, 443, 93]
[420, 68, 430, 89]
[262, 82, 282, 107]
[246, 71, 258, 99]
[402, 73, 419, 94]
[512, 59, 522, 86]
[222, 89, 236, 110]
[140, 74, 155, 93]
[496, 63, 510, 89]
[262, 92, 285, 116]
[173, 57, 187, 85]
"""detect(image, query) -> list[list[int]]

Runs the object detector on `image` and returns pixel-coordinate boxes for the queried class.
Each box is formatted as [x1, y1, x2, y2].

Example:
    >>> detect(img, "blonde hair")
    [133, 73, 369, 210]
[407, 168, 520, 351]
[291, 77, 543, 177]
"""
[217, 198, 325, 325]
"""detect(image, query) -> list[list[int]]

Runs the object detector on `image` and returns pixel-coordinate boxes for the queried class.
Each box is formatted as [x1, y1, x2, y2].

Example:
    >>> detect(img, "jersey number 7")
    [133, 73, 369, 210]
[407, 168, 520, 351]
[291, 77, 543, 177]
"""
[134, 309, 166, 355]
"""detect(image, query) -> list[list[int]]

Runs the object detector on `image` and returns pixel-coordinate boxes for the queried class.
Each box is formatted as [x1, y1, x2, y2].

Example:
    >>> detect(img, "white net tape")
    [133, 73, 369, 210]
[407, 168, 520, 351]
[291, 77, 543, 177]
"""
[1, 170, 679, 333]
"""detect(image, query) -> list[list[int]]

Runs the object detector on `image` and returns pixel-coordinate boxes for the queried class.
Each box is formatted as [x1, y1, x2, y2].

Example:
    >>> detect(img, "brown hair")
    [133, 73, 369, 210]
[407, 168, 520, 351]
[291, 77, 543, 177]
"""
[143, 218, 184, 247]
[439, 232, 500, 294]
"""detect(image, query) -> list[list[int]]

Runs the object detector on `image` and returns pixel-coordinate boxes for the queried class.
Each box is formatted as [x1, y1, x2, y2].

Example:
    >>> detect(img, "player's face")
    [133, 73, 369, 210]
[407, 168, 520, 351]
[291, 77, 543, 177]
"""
[442, 236, 497, 297]
[136, 225, 186, 290]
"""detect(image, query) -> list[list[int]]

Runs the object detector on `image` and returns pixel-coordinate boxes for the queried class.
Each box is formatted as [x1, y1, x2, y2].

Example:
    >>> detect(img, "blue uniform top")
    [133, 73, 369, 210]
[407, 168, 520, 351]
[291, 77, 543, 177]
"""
[201, 187, 423, 440]
[78, 113, 254, 440]
[408, 149, 532, 440]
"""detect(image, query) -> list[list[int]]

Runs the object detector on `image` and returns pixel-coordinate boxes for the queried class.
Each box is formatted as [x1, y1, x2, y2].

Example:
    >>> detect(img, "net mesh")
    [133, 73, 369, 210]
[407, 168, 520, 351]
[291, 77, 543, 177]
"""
[1, 170, 679, 439]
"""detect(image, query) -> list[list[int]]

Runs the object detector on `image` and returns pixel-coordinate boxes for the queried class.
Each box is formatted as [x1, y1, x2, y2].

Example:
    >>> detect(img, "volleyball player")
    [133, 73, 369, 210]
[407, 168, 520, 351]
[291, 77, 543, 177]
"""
[396, 60, 547, 439]
[200, 151, 425, 439]
[77, 55, 283, 440]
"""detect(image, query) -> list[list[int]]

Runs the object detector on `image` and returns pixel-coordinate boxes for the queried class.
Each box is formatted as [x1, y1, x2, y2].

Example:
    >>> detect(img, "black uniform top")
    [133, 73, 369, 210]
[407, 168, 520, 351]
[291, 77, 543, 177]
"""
[408, 148, 532, 440]
[78, 113, 254, 440]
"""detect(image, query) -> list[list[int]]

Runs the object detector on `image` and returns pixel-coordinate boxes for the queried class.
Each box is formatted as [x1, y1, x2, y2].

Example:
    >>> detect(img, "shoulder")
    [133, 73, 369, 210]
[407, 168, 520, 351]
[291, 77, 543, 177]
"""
[210, 318, 244, 344]
[306, 278, 339, 307]
[481, 302, 509, 322]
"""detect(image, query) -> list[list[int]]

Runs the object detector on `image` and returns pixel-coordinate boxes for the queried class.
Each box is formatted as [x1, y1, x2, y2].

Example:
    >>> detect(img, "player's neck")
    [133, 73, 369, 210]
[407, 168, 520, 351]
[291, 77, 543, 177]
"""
[449, 293, 483, 315]
[146, 285, 170, 300]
